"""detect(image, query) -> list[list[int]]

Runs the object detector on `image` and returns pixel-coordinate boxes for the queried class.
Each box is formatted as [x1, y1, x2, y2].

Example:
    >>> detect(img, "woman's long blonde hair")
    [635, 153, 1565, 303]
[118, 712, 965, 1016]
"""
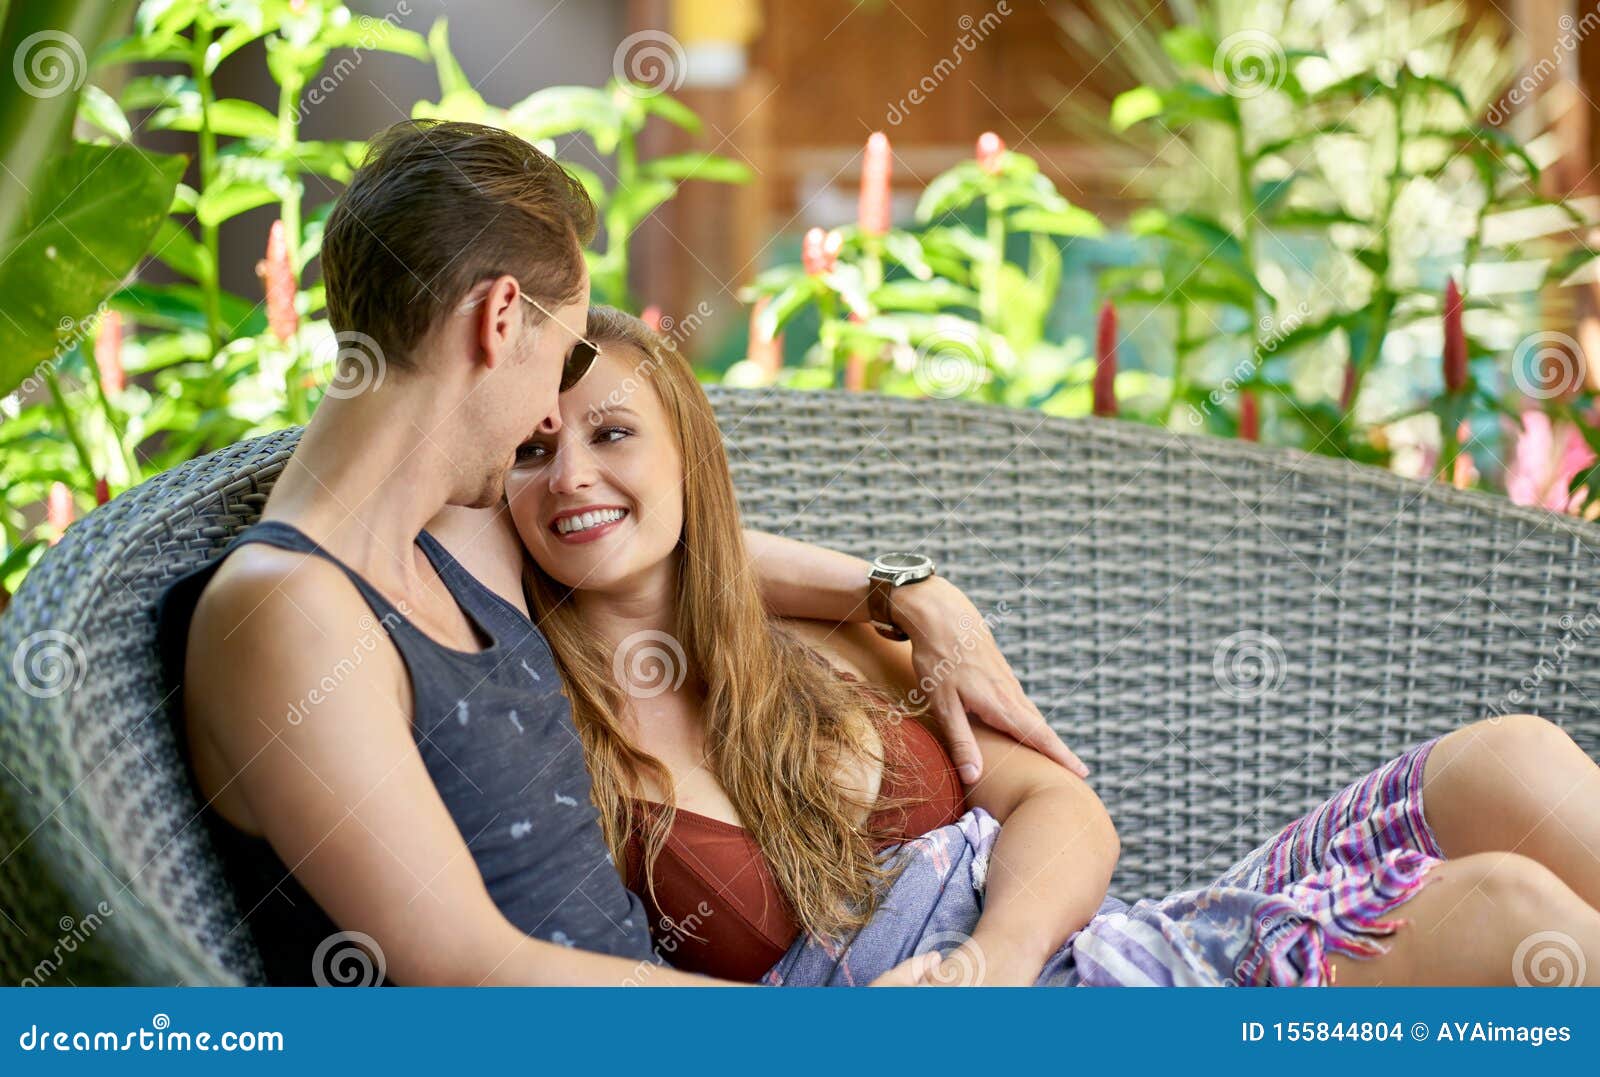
[524, 305, 906, 940]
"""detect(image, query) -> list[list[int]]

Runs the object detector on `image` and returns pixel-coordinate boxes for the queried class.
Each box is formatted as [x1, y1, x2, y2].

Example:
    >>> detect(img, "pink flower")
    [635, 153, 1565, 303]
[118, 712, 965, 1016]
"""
[47, 482, 74, 544]
[1505, 409, 1595, 514]
[1443, 277, 1466, 393]
[801, 227, 842, 276]
[1239, 390, 1259, 441]
[1451, 421, 1478, 489]
[1093, 301, 1117, 418]
[976, 132, 1006, 176]
[255, 219, 298, 344]
[95, 311, 124, 394]
[858, 133, 892, 237]
[640, 305, 663, 332]
[748, 298, 782, 376]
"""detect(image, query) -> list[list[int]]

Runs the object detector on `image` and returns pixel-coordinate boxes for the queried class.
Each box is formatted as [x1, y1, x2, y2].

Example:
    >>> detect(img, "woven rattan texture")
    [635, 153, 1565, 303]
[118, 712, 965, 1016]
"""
[2, 388, 1597, 984]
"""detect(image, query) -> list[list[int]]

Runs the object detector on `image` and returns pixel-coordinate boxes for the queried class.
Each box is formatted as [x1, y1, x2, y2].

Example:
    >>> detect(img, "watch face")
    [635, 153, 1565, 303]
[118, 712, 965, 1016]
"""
[877, 551, 929, 570]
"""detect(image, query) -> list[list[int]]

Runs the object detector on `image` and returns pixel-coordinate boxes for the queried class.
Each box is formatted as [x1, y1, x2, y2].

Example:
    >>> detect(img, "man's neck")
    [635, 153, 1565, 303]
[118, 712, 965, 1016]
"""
[261, 378, 467, 584]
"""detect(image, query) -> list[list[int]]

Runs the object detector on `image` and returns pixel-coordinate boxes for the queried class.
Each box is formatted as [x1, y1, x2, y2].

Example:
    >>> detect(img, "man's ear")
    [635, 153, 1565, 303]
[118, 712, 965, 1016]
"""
[476, 274, 529, 370]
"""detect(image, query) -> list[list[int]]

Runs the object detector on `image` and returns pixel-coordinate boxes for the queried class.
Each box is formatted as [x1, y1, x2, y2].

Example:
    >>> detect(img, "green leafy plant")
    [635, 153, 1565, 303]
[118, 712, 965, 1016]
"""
[0, 0, 745, 602]
[412, 19, 751, 308]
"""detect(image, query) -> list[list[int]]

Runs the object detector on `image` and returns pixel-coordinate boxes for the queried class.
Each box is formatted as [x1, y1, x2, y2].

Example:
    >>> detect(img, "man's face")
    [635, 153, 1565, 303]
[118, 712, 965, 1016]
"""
[462, 274, 591, 509]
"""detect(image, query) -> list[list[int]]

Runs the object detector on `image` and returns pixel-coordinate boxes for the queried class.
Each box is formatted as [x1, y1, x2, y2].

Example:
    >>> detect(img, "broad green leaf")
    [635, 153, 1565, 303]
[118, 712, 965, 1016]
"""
[428, 18, 473, 99]
[1008, 205, 1104, 237]
[149, 216, 210, 282]
[916, 161, 987, 221]
[754, 277, 821, 340]
[1110, 86, 1164, 131]
[882, 231, 933, 280]
[872, 279, 981, 313]
[78, 85, 131, 141]
[151, 97, 280, 140]
[642, 153, 752, 184]
[96, 32, 189, 67]
[0, 143, 185, 400]
[196, 181, 278, 226]
[1160, 26, 1215, 70]
[507, 85, 620, 148]
[120, 74, 196, 112]
[316, 17, 429, 61]
[109, 281, 265, 338]
[637, 91, 702, 133]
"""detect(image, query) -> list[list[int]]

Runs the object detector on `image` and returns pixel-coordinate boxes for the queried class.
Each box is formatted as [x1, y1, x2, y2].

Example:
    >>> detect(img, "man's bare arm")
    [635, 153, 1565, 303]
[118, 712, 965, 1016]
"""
[184, 553, 717, 986]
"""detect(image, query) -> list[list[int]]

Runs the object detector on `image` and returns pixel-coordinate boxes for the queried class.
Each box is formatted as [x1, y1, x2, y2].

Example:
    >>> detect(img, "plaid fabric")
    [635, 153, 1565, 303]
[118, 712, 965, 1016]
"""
[1214, 734, 1447, 985]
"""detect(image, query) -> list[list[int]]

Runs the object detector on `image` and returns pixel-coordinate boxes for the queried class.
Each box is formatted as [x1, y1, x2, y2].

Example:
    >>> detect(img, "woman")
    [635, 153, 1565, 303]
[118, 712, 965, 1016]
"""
[504, 306, 1600, 987]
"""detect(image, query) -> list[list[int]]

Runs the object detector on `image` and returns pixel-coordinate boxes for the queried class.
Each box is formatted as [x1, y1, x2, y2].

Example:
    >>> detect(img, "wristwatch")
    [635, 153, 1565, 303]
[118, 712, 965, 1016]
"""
[867, 552, 937, 640]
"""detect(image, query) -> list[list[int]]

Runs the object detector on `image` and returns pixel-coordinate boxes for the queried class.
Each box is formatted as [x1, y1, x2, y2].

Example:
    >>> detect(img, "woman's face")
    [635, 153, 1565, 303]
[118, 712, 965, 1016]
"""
[505, 345, 684, 595]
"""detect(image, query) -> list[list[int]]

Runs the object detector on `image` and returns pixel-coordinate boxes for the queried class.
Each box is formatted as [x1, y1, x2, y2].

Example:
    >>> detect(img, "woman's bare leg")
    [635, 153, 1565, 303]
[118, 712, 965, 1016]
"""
[1419, 714, 1600, 911]
[1330, 851, 1600, 986]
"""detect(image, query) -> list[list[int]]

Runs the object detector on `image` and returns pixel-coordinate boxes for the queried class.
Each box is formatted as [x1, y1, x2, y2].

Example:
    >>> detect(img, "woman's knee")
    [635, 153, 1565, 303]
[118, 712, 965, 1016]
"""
[1430, 714, 1579, 795]
[1447, 851, 1578, 926]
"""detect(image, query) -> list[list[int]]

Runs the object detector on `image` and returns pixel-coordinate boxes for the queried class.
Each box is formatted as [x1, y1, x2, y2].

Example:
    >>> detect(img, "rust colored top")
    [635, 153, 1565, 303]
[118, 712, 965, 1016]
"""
[621, 678, 964, 982]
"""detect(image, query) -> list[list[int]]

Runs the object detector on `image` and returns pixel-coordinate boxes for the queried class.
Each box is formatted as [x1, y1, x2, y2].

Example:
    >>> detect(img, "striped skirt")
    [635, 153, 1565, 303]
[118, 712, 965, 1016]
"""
[1068, 734, 1447, 986]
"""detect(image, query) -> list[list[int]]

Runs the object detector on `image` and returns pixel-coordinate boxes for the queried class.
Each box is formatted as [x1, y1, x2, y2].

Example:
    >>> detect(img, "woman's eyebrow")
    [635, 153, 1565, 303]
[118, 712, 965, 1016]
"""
[590, 405, 640, 421]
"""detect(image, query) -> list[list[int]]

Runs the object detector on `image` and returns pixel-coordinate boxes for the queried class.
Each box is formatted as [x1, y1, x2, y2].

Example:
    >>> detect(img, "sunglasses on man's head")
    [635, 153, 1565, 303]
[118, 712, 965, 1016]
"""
[520, 293, 599, 392]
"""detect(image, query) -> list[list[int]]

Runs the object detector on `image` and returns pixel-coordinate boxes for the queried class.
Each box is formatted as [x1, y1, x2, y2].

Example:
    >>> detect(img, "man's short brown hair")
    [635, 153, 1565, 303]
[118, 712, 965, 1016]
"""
[321, 119, 596, 370]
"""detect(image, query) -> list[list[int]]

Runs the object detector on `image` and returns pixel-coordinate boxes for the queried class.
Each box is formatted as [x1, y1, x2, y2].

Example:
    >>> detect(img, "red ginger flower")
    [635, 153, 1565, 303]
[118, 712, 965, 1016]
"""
[801, 227, 842, 276]
[1093, 300, 1118, 418]
[1239, 390, 1259, 441]
[47, 482, 74, 544]
[95, 310, 124, 394]
[640, 305, 663, 332]
[858, 132, 892, 237]
[976, 132, 1006, 176]
[95, 477, 111, 505]
[1443, 277, 1466, 393]
[256, 219, 298, 344]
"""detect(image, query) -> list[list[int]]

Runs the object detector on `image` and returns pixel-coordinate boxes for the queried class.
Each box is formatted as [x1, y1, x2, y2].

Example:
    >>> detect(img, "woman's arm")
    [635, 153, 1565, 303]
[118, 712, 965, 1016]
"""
[744, 529, 1088, 781]
[788, 618, 1119, 986]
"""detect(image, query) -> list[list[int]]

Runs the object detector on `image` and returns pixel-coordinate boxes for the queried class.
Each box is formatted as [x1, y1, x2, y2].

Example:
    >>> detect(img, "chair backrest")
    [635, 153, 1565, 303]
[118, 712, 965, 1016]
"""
[3, 387, 1598, 985]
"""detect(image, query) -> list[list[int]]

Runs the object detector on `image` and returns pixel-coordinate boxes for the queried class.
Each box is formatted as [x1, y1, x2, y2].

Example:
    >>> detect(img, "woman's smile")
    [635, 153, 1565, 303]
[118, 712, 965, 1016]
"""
[549, 505, 631, 544]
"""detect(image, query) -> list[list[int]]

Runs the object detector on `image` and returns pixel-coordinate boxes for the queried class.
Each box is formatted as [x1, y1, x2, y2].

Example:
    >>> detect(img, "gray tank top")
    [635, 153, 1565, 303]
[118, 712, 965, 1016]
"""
[159, 519, 654, 983]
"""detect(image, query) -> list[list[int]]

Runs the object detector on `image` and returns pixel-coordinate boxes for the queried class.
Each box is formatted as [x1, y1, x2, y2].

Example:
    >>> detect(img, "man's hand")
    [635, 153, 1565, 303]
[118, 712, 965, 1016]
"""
[892, 576, 1088, 783]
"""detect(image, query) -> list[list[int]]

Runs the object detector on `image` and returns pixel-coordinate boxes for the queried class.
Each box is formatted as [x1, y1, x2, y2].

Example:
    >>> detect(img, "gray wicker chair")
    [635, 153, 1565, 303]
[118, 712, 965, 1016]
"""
[3, 387, 1599, 985]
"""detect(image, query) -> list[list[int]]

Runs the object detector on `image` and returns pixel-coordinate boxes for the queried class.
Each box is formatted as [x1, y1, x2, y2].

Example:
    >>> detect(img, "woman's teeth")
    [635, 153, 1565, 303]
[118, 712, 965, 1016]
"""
[555, 508, 627, 535]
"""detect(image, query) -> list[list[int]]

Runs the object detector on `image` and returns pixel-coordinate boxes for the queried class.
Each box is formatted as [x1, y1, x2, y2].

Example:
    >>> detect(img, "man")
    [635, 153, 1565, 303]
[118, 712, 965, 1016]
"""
[163, 120, 1081, 986]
